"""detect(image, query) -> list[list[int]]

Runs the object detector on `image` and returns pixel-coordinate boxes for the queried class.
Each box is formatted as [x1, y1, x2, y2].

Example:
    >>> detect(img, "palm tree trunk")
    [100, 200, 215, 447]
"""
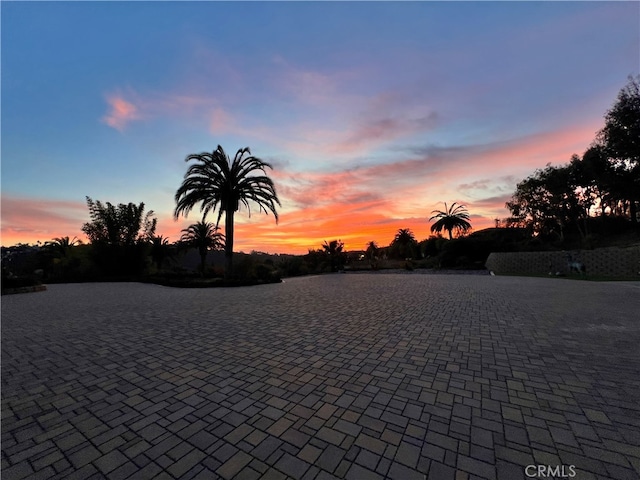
[448, 229, 453, 240]
[225, 208, 234, 279]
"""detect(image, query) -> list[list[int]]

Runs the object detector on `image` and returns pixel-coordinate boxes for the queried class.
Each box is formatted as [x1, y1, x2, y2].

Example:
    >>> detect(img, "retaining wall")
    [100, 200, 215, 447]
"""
[485, 245, 640, 277]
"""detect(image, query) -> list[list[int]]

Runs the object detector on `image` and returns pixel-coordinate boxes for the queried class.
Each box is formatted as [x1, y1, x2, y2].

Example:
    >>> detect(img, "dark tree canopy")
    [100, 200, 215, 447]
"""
[322, 239, 346, 271]
[81, 197, 157, 276]
[507, 77, 640, 232]
[82, 196, 156, 246]
[597, 75, 640, 221]
[598, 75, 640, 166]
[505, 164, 583, 240]
[389, 228, 418, 259]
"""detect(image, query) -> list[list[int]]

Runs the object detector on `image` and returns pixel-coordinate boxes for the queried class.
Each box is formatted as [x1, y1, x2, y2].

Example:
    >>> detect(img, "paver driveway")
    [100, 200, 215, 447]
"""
[2, 274, 640, 480]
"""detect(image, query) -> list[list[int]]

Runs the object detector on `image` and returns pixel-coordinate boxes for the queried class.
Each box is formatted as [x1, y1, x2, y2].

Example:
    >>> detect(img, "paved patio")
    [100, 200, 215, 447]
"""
[2, 274, 639, 480]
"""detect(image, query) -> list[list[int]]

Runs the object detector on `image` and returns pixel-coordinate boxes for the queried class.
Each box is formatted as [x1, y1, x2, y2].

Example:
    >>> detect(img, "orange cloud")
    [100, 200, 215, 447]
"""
[101, 95, 141, 131]
[1, 195, 87, 246]
[225, 121, 600, 253]
[3, 120, 601, 253]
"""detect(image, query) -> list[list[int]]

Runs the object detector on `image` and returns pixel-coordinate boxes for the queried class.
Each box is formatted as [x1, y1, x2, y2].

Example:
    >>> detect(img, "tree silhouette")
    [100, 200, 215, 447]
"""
[81, 197, 157, 276]
[82, 197, 156, 246]
[429, 203, 472, 240]
[365, 241, 379, 269]
[149, 235, 171, 271]
[390, 228, 418, 259]
[174, 146, 280, 278]
[180, 221, 224, 276]
[506, 165, 587, 240]
[322, 240, 345, 272]
[44, 236, 82, 257]
[597, 75, 640, 222]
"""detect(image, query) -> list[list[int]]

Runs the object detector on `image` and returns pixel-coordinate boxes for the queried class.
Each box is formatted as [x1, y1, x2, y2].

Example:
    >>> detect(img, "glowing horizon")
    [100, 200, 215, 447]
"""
[2, 2, 638, 254]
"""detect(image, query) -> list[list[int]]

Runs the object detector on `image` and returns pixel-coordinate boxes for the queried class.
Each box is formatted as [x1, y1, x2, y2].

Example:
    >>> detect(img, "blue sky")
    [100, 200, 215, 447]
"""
[2, 1, 638, 253]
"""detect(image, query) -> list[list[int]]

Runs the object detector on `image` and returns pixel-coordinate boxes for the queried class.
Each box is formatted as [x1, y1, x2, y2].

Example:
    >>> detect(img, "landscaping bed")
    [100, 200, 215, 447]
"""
[141, 274, 282, 288]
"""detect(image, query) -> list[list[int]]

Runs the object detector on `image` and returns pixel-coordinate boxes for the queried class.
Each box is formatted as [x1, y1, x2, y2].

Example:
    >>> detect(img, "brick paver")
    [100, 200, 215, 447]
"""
[2, 275, 639, 479]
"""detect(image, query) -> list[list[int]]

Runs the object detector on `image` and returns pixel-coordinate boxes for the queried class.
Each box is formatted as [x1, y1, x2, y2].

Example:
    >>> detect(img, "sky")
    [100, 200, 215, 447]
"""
[2, 1, 638, 254]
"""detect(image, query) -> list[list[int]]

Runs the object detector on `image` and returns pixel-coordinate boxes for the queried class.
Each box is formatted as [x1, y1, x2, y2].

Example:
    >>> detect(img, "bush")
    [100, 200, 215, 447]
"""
[277, 256, 309, 277]
[587, 215, 639, 235]
[89, 243, 150, 278]
[2, 274, 41, 289]
[439, 238, 493, 269]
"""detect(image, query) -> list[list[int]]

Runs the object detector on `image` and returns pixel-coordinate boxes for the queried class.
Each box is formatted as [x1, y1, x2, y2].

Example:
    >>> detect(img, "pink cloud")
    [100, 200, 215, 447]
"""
[101, 88, 231, 133]
[270, 55, 357, 107]
[4, 109, 603, 254]
[210, 107, 233, 133]
[233, 120, 601, 252]
[101, 95, 141, 131]
[1, 195, 87, 246]
[331, 113, 438, 155]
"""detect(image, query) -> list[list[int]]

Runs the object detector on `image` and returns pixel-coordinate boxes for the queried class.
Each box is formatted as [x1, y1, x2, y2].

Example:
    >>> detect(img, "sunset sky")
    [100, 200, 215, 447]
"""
[2, 2, 638, 254]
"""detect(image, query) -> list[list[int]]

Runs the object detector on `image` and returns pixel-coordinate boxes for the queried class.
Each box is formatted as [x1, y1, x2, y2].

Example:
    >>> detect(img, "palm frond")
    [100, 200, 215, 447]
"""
[428, 202, 472, 238]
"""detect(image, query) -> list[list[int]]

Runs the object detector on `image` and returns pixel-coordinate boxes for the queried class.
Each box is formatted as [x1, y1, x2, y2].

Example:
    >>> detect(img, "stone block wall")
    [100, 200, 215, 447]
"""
[485, 245, 640, 277]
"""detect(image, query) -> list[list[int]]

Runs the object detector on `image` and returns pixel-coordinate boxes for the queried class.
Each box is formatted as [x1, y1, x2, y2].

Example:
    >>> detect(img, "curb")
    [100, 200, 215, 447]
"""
[1, 285, 47, 295]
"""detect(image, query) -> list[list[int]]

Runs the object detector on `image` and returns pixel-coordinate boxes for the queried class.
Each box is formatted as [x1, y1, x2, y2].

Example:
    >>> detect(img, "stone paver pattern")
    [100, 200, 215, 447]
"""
[2, 274, 640, 480]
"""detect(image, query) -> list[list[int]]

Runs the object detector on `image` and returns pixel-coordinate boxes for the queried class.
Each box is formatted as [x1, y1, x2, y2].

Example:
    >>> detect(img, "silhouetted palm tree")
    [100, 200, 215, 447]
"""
[365, 241, 378, 258]
[174, 146, 280, 278]
[391, 229, 418, 259]
[429, 202, 472, 240]
[393, 229, 416, 245]
[322, 239, 345, 272]
[44, 236, 82, 257]
[180, 221, 224, 276]
[149, 235, 170, 271]
[365, 241, 379, 269]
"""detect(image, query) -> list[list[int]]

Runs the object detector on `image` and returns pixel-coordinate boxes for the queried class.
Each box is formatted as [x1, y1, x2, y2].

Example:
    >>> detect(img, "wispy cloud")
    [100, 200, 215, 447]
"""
[101, 88, 228, 132]
[269, 55, 361, 109]
[1, 195, 87, 245]
[332, 112, 438, 155]
[101, 94, 141, 131]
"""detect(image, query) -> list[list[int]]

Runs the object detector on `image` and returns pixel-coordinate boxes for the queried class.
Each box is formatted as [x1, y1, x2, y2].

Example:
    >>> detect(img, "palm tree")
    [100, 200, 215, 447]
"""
[149, 235, 170, 271]
[390, 228, 417, 259]
[180, 221, 224, 276]
[365, 241, 379, 269]
[365, 241, 378, 258]
[429, 202, 472, 240]
[393, 228, 416, 245]
[44, 236, 82, 257]
[322, 239, 345, 272]
[174, 145, 280, 278]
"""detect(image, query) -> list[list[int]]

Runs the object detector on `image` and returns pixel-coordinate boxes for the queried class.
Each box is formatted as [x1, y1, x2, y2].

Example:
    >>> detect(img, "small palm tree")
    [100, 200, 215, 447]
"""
[174, 145, 280, 278]
[322, 239, 345, 272]
[149, 235, 170, 271]
[365, 241, 378, 258]
[180, 221, 224, 276]
[390, 228, 418, 259]
[429, 202, 472, 240]
[393, 229, 416, 245]
[365, 241, 379, 269]
[44, 236, 82, 257]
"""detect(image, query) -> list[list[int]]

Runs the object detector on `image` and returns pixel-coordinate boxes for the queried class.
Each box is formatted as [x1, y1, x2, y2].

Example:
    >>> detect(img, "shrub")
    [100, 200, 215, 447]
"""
[2, 274, 41, 289]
